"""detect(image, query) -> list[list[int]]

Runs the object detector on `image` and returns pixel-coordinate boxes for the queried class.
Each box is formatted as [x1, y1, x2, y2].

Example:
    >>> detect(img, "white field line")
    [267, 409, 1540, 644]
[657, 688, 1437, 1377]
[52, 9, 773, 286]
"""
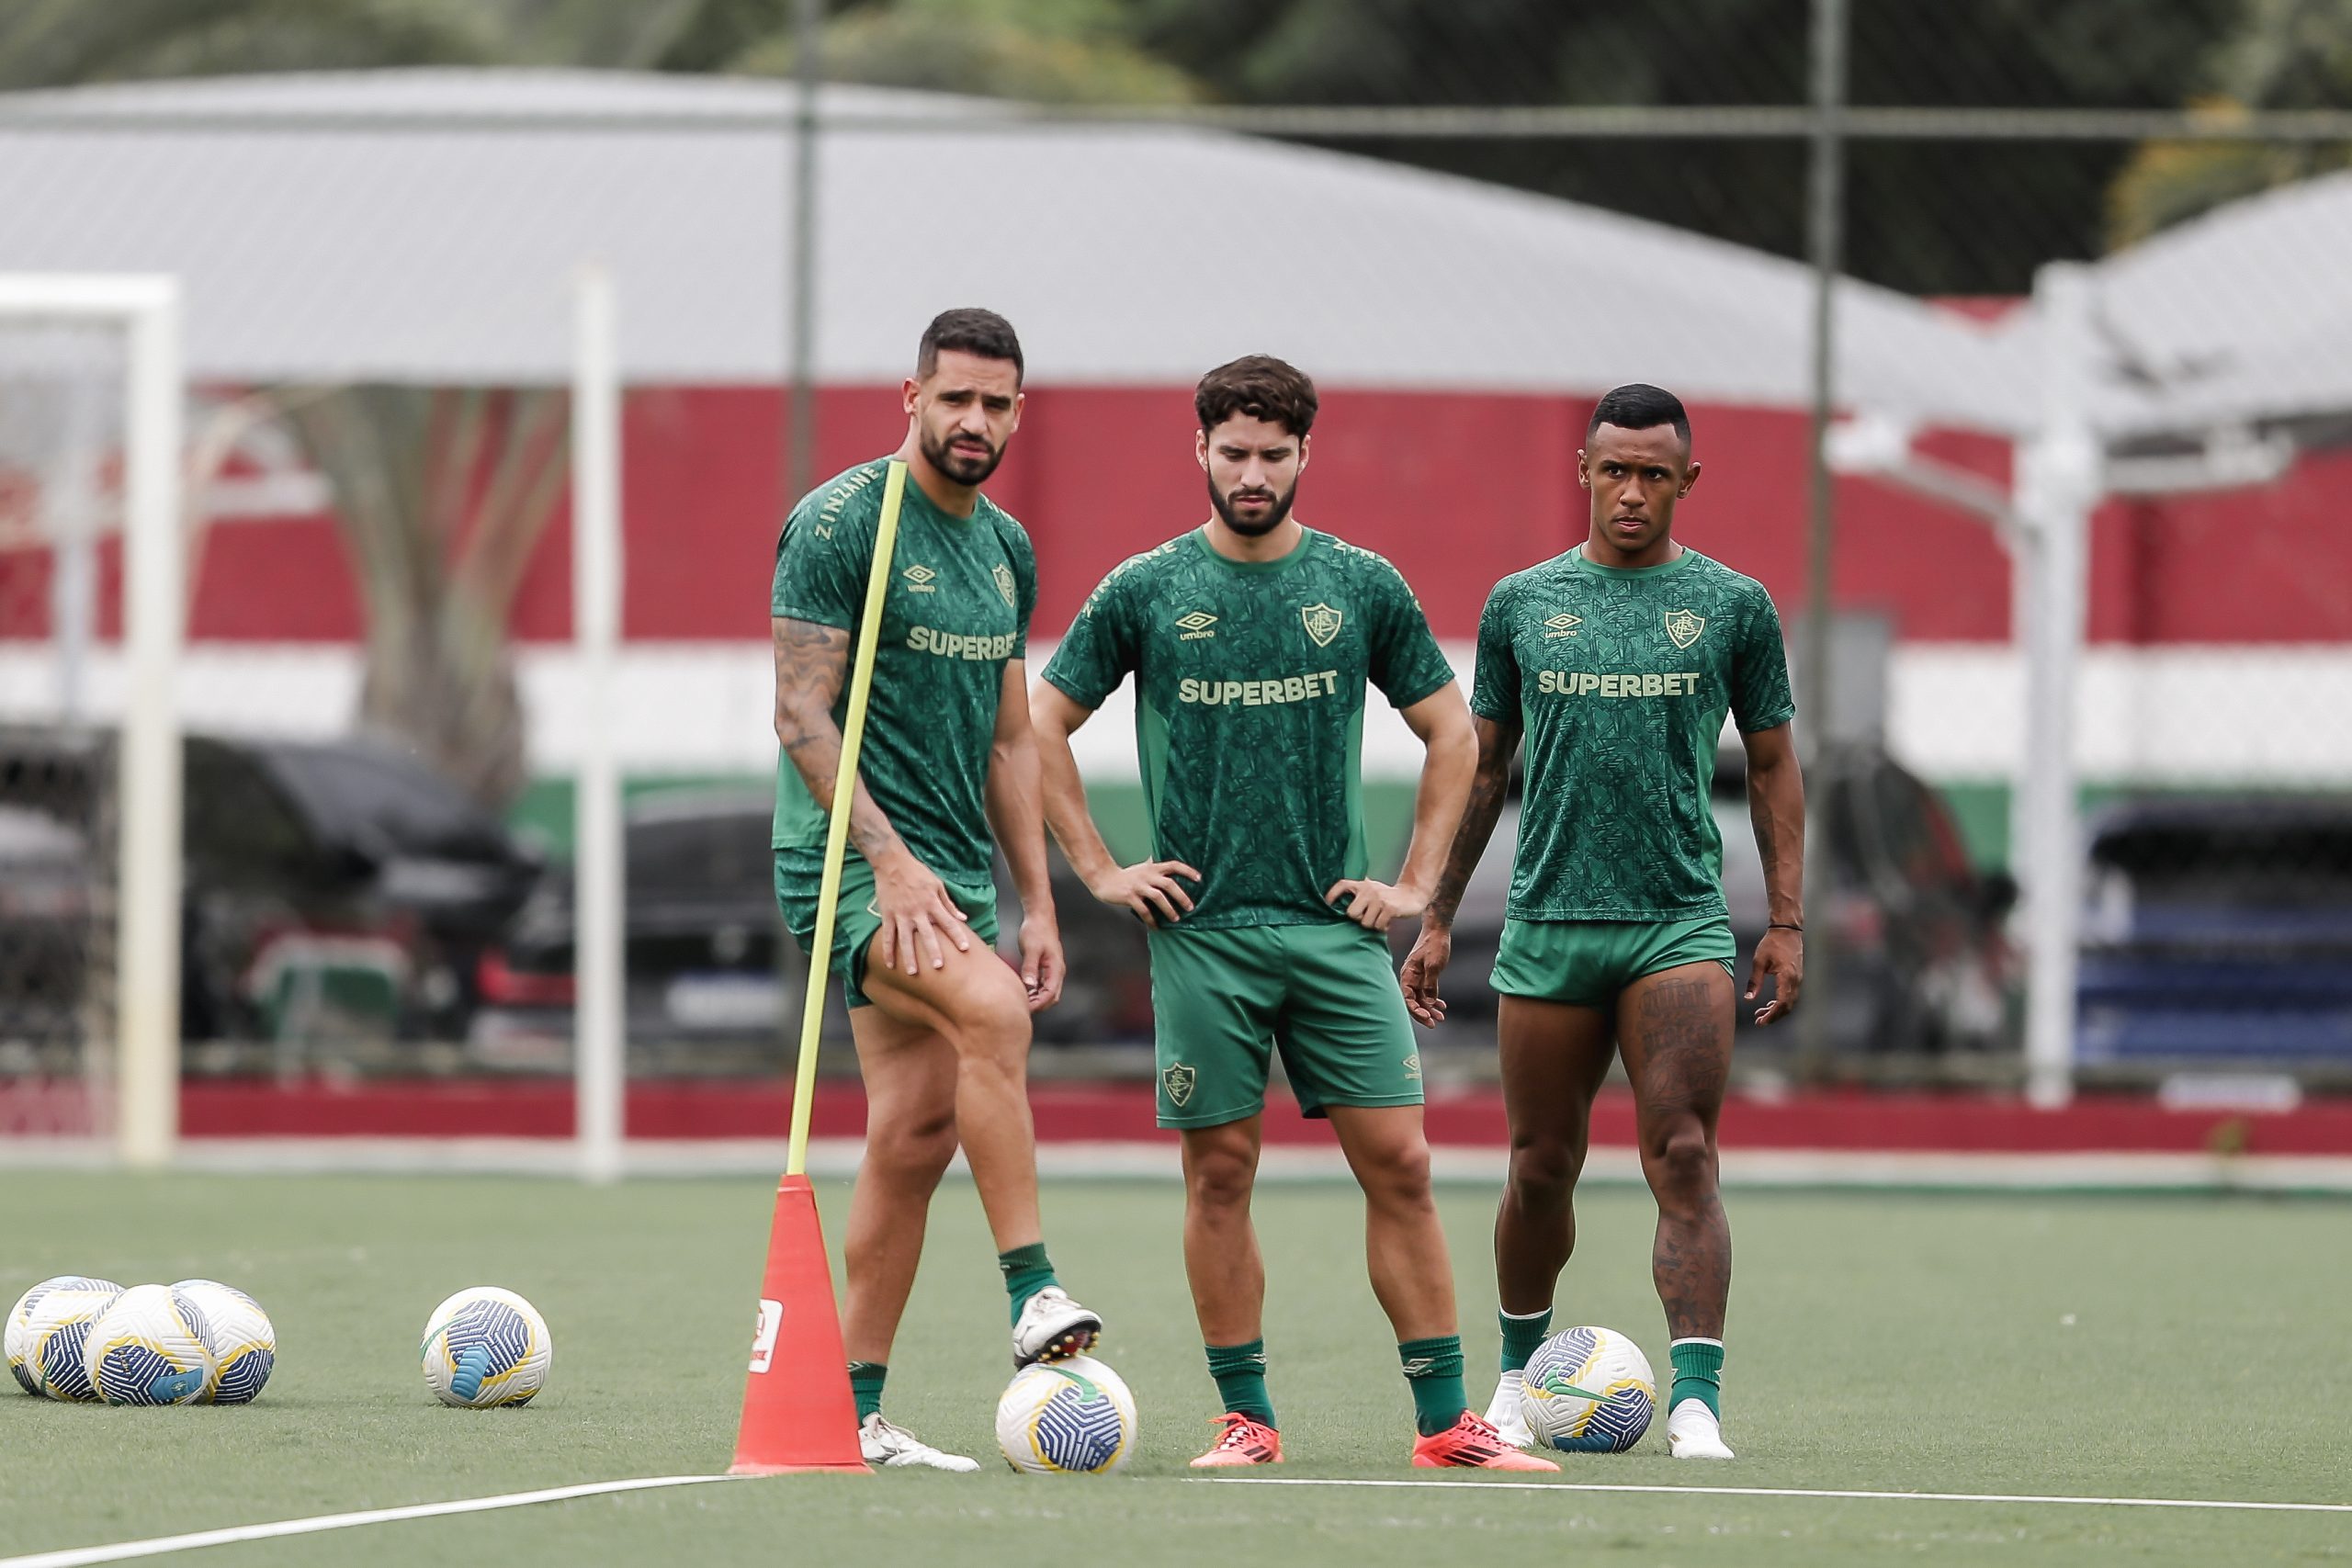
[0, 1475, 741, 1568]
[1205, 1475, 2352, 1514]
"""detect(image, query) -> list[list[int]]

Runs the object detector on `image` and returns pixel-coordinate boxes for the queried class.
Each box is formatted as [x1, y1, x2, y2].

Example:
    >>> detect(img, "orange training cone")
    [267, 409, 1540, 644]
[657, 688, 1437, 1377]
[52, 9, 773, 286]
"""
[729, 1175, 869, 1474]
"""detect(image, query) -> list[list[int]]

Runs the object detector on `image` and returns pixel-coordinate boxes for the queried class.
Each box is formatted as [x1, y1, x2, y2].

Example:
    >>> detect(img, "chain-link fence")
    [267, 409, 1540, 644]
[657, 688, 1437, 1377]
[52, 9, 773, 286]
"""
[0, 0, 2346, 1149]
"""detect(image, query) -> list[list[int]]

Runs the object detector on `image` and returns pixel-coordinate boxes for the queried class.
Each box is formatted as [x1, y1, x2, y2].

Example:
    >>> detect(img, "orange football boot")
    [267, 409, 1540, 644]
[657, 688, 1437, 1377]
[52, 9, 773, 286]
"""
[1191, 1412, 1284, 1468]
[1411, 1410, 1560, 1472]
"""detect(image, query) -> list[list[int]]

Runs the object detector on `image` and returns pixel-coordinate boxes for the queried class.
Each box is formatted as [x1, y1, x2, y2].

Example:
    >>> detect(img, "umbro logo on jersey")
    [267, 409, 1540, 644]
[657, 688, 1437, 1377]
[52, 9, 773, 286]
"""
[1300, 603, 1345, 648]
[902, 563, 938, 593]
[1175, 612, 1218, 641]
[992, 563, 1017, 608]
[1664, 608, 1706, 649]
[1544, 613, 1583, 639]
[1162, 1062, 1197, 1108]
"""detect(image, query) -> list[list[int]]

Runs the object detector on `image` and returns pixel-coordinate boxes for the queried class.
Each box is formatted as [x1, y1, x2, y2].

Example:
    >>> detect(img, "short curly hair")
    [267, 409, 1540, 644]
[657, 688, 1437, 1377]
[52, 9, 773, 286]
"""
[1195, 355, 1317, 438]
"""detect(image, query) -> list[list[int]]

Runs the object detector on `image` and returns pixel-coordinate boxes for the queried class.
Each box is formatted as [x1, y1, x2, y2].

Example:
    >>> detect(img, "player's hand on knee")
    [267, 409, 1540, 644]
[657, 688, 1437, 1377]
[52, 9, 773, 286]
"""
[1018, 913, 1065, 1012]
[1087, 859, 1200, 928]
[873, 850, 972, 975]
[1747, 926, 1804, 1025]
[1398, 924, 1452, 1027]
[1324, 877, 1422, 932]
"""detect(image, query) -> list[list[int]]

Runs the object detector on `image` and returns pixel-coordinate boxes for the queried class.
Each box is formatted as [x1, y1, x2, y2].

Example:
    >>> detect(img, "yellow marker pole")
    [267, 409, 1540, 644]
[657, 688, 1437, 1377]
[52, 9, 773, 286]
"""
[785, 457, 910, 1178]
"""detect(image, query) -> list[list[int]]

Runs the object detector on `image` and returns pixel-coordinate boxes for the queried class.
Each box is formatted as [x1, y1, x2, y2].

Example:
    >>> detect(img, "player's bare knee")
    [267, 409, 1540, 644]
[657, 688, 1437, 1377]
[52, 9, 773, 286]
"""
[865, 1105, 957, 1185]
[1644, 1122, 1718, 1202]
[944, 980, 1032, 1068]
[1183, 1135, 1259, 1213]
[1361, 1134, 1434, 1212]
[1507, 1135, 1578, 1204]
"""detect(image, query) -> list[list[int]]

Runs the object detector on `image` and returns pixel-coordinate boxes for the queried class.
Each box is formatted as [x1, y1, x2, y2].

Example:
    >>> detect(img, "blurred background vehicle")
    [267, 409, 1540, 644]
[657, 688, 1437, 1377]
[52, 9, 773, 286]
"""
[0, 727, 539, 1068]
[2078, 798, 2352, 1079]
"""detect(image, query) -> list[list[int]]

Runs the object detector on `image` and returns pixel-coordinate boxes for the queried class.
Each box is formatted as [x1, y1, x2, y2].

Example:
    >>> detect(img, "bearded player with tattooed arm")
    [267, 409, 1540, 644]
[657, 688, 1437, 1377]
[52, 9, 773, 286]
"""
[1399, 383, 1806, 1461]
[770, 308, 1100, 1473]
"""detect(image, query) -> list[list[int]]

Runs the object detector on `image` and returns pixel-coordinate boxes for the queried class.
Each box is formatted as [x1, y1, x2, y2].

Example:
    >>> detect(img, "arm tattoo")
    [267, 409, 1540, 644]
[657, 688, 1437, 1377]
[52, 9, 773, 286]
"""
[772, 616, 903, 862]
[1427, 720, 1519, 926]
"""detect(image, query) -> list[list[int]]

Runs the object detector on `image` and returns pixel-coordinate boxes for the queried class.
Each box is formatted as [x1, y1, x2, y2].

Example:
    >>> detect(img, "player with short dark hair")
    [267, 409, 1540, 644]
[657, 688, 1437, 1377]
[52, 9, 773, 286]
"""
[770, 307, 1099, 1472]
[1400, 383, 1806, 1461]
[1033, 354, 1555, 1472]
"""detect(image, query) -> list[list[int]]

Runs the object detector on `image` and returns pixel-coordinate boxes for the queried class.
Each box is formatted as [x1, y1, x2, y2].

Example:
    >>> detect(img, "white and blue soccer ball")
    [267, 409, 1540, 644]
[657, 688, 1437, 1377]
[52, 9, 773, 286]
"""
[995, 1354, 1137, 1475]
[84, 1284, 217, 1406]
[420, 1287, 552, 1407]
[8, 1278, 122, 1400]
[174, 1280, 277, 1404]
[1520, 1325, 1657, 1453]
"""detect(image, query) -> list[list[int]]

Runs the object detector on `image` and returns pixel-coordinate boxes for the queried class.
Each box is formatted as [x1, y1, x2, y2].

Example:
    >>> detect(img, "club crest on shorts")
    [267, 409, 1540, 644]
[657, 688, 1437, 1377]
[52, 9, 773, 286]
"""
[1161, 1062, 1197, 1108]
[993, 562, 1018, 608]
[1300, 603, 1344, 648]
[1663, 608, 1706, 649]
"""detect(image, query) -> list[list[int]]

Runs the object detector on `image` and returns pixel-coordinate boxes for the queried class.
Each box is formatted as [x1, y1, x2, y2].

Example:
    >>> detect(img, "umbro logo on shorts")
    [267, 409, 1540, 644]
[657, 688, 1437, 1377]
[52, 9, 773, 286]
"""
[1403, 1054, 1422, 1079]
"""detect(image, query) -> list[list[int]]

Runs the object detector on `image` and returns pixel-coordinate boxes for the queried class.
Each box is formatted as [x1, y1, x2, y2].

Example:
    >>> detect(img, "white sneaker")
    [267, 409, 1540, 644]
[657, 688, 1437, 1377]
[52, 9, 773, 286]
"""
[1011, 1285, 1102, 1367]
[860, 1413, 980, 1472]
[1483, 1370, 1534, 1450]
[1666, 1398, 1735, 1459]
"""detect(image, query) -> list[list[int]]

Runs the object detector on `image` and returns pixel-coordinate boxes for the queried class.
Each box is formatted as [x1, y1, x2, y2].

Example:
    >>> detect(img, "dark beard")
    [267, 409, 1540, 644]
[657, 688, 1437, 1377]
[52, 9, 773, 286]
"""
[1207, 471, 1298, 536]
[922, 427, 1004, 486]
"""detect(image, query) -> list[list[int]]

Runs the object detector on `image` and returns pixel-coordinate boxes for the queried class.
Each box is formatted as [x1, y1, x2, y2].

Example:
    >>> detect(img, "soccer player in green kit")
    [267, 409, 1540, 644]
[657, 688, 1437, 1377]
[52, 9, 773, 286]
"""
[771, 309, 1100, 1472]
[1034, 355, 1555, 1472]
[1400, 384, 1806, 1461]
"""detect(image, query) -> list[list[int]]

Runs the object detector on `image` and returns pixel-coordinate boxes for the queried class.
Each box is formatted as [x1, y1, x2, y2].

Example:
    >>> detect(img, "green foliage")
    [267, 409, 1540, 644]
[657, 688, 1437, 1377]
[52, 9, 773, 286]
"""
[0, 0, 492, 88]
[2110, 0, 2352, 245]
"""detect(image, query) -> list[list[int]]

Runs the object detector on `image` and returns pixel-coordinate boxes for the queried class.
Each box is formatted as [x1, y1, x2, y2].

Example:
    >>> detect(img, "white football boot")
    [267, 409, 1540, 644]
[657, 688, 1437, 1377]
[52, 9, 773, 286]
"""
[1666, 1398, 1735, 1459]
[1482, 1369, 1535, 1450]
[1011, 1285, 1102, 1367]
[860, 1414, 980, 1472]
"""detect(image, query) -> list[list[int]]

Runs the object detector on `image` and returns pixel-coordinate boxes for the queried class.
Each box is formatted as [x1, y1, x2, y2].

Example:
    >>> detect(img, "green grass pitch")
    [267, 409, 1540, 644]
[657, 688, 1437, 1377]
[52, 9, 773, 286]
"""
[3, 1171, 2348, 1566]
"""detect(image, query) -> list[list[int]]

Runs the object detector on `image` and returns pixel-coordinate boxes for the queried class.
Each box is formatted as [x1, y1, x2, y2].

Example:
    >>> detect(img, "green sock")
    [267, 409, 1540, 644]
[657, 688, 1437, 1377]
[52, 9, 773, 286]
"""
[997, 1242, 1059, 1325]
[1498, 1306, 1553, 1373]
[1669, 1337, 1724, 1417]
[847, 1360, 887, 1423]
[1204, 1339, 1275, 1427]
[1398, 1335, 1467, 1438]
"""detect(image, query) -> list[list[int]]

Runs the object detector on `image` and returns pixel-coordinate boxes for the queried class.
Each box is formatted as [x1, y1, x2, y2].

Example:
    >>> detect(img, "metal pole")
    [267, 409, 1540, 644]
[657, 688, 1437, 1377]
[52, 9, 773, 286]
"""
[572, 265, 627, 1182]
[2019, 262, 2096, 1109]
[1796, 0, 1847, 1071]
[785, 0, 822, 513]
[116, 281, 183, 1168]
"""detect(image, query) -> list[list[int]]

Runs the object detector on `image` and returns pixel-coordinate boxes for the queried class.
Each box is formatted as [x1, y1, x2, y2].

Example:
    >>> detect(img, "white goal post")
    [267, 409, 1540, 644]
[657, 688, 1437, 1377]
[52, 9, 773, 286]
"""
[0, 275, 185, 1168]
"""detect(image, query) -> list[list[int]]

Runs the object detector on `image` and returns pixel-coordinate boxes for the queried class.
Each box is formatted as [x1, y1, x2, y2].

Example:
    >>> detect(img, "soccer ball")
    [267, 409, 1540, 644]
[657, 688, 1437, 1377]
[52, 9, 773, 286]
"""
[1520, 1325, 1657, 1453]
[995, 1354, 1137, 1475]
[8, 1278, 122, 1401]
[84, 1284, 217, 1406]
[175, 1280, 277, 1404]
[419, 1287, 552, 1407]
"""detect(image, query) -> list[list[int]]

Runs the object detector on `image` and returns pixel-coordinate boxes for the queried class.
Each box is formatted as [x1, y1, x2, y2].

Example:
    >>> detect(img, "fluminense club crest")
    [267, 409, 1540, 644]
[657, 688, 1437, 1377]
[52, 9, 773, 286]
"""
[1663, 608, 1706, 649]
[1161, 1062, 1196, 1108]
[1300, 603, 1345, 648]
[993, 562, 1018, 608]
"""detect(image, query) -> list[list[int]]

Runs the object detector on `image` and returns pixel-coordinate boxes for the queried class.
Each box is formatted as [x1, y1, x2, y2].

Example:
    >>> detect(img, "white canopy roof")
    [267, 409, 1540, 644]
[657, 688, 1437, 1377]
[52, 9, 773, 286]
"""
[1994, 169, 2352, 440]
[0, 69, 2024, 431]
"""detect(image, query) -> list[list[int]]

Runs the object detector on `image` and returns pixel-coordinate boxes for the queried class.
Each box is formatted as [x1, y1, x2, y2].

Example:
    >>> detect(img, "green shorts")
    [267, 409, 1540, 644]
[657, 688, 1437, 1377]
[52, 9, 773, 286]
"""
[774, 849, 1000, 1010]
[1148, 920, 1424, 1129]
[1490, 913, 1736, 1008]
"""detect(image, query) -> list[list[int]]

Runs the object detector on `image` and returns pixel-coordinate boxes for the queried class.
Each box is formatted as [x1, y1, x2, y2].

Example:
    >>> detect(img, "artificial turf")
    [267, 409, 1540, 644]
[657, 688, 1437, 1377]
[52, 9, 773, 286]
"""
[3, 1171, 2347, 1566]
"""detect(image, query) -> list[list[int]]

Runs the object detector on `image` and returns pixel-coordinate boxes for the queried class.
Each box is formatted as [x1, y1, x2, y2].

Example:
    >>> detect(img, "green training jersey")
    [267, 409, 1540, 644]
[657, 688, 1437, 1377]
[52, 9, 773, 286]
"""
[1470, 546, 1793, 921]
[1042, 525, 1457, 930]
[770, 458, 1037, 882]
